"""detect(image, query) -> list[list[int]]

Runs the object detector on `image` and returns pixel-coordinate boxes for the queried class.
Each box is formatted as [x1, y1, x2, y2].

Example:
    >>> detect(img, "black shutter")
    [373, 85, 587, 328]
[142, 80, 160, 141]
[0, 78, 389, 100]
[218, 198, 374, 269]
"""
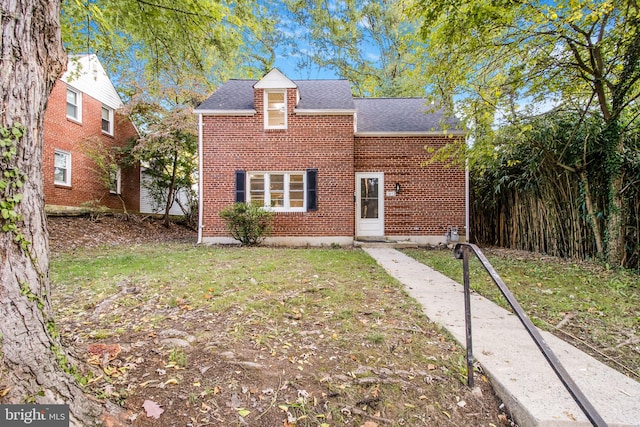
[235, 170, 246, 203]
[306, 169, 318, 211]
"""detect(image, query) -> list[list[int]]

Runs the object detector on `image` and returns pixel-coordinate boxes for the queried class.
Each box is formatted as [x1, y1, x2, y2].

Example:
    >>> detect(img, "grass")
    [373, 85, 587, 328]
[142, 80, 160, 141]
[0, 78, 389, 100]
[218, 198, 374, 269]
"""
[50, 243, 505, 426]
[402, 247, 640, 379]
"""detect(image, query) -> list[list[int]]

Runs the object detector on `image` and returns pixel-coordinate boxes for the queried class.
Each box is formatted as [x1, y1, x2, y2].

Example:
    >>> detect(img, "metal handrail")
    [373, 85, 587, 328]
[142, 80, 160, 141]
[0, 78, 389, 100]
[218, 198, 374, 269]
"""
[454, 242, 607, 427]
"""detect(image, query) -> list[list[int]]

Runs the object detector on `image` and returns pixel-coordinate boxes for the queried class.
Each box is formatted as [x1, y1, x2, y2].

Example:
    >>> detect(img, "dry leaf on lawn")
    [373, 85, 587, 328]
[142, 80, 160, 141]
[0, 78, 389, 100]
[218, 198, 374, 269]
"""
[143, 400, 164, 419]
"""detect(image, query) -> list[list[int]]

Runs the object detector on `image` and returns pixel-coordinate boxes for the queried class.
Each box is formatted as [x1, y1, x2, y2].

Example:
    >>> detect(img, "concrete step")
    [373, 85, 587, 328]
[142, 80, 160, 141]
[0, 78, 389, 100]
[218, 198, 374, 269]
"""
[354, 238, 418, 249]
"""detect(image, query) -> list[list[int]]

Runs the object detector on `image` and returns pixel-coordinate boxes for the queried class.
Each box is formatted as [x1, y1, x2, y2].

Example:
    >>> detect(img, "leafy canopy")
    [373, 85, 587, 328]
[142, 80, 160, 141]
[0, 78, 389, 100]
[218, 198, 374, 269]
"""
[414, 0, 640, 155]
[61, 0, 278, 99]
[281, 0, 429, 97]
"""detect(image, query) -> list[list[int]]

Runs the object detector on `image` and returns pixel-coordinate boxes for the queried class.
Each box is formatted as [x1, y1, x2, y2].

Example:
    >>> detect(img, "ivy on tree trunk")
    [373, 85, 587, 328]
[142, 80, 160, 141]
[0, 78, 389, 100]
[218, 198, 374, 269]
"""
[0, 1, 116, 424]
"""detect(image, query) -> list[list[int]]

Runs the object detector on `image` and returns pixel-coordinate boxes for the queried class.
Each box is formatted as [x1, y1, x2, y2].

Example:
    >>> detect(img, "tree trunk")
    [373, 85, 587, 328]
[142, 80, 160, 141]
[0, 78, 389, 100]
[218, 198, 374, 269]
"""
[0, 1, 110, 425]
[163, 150, 179, 227]
[606, 173, 626, 266]
[602, 122, 627, 267]
[579, 171, 605, 258]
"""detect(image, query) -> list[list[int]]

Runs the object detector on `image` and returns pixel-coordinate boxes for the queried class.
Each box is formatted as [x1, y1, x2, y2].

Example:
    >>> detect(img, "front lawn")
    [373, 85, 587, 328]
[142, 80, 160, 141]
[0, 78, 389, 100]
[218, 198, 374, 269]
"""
[50, 244, 506, 426]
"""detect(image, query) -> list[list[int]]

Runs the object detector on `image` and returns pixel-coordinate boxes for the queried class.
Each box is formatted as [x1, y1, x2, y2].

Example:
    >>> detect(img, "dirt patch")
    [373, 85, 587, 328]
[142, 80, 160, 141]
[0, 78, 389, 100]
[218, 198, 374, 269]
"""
[47, 214, 197, 252]
[47, 215, 513, 426]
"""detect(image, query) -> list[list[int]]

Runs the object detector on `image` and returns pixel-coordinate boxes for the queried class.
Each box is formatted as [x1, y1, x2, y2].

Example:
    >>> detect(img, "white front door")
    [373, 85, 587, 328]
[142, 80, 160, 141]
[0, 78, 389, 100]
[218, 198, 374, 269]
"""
[356, 173, 384, 237]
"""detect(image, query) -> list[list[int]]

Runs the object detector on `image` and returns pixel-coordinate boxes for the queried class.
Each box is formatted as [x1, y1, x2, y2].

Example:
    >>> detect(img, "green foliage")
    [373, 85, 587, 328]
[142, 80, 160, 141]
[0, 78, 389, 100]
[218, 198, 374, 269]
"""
[469, 109, 640, 268]
[79, 137, 130, 212]
[168, 347, 187, 368]
[281, 0, 428, 97]
[0, 123, 30, 250]
[20, 281, 45, 311]
[415, 0, 640, 265]
[128, 103, 198, 224]
[61, 0, 277, 99]
[219, 203, 273, 246]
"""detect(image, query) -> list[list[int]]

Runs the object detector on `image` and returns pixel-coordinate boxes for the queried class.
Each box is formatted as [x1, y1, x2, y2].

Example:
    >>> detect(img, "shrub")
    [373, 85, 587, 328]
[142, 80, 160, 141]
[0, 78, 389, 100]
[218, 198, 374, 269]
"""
[219, 203, 273, 246]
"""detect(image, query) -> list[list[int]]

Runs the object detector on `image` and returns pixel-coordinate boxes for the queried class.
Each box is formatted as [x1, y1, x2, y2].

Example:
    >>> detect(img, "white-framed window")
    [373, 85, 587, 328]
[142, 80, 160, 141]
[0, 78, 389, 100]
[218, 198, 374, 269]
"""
[264, 90, 286, 129]
[101, 106, 114, 135]
[54, 150, 71, 186]
[249, 172, 305, 211]
[109, 164, 121, 194]
[66, 88, 82, 122]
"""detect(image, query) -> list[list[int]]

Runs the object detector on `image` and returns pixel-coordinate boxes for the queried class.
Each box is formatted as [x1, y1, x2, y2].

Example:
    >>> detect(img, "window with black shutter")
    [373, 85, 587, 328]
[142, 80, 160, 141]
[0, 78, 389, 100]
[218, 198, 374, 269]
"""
[235, 170, 246, 203]
[306, 169, 318, 211]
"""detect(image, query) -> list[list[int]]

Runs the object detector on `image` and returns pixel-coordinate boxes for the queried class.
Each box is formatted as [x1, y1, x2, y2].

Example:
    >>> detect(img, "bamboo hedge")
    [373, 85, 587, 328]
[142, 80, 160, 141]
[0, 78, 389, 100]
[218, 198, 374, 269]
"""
[471, 111, 639, 269]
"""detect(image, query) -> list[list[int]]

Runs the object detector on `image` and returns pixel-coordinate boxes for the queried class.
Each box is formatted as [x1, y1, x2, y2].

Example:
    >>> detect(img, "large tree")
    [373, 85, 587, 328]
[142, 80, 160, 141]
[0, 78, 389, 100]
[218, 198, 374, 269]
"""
[415, 0, 640, 265]
[282, 0, 428, 97]
[61, 0, 278, 95]
[1, 0, 272, 424]
[0, 1, 109, 425]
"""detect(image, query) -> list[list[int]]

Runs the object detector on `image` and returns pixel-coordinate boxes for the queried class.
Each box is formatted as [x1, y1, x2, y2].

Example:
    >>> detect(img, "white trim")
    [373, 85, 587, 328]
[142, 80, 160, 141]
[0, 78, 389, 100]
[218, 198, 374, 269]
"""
[294, 109, 357, 116]
[109, 165, 121, 194]
[101, 105, 114, 136]
[62, 55, 123, 109]
[264, 90, 287, 129]
[193, 109, 256, 116]
[248, 171, 306, 212]
[355, 130, 467, 137]
[54, 149, 72, 187]
[254, 68, 297, 89]
[66, 87, 82, 123]
[355, 172, 385, 237]
[465, 149, 470, 242]
[197, 114, 204, 244]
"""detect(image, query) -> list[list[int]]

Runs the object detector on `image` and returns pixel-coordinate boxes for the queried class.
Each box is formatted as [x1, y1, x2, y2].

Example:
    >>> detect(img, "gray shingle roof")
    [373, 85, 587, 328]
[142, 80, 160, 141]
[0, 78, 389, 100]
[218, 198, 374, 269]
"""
[195, 77, 461, 133]
[354, 98, 460, 133]
[195, 79, 355, 111]
[295, 80, 355, 110]
[196, 80, 256, 111]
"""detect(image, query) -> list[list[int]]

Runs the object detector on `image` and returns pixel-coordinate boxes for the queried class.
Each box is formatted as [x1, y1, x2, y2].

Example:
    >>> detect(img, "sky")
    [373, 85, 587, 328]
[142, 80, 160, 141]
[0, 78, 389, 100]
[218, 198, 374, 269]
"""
[271, 57, 339, 80]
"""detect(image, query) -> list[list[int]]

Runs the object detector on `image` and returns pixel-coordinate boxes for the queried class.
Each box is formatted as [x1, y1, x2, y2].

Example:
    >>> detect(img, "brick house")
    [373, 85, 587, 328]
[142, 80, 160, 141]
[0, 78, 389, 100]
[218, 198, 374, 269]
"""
[43, 55, 140, 212]
[195, 69, 467, 246]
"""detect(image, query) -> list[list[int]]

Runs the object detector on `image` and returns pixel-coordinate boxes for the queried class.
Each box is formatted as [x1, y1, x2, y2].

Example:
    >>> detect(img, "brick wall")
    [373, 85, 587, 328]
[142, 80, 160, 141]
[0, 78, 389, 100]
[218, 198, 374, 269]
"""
[355, 135, 466, 238]
[43, 81, 140, 211]
[201, 87, 355, 239]
[201, 86, 466, 242]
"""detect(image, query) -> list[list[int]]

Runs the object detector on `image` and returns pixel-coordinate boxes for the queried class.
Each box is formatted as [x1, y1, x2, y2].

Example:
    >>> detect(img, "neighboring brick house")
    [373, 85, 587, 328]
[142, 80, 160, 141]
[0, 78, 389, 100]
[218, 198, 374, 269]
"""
[43, 55, 140, 212]
[194, 68, 467, 246]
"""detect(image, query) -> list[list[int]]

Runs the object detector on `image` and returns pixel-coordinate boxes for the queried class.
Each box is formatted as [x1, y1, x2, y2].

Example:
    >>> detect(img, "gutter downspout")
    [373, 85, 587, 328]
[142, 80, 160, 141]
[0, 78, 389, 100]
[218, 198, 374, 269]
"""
[197, 113, 204, 244]
[465, 138, 470, 242]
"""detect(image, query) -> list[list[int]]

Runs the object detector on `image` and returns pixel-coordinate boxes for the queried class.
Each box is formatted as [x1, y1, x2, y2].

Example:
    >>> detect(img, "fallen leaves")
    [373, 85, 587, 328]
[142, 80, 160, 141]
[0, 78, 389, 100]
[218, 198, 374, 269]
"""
[143, 400, 164, 419]
[0, 386, 11, 397]
[236, 408, 251, 417]
[87, 343, 121, 367]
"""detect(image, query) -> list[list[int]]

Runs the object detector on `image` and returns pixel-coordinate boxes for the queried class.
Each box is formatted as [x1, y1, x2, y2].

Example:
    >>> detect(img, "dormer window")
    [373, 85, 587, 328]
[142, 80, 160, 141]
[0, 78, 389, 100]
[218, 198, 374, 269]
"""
[265, 90, 286, 129]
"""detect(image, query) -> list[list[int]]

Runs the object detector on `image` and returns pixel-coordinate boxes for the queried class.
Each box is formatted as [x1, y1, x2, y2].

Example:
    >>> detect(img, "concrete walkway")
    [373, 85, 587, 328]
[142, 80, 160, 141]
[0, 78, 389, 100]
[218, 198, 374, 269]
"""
[363, 247, 640, 427]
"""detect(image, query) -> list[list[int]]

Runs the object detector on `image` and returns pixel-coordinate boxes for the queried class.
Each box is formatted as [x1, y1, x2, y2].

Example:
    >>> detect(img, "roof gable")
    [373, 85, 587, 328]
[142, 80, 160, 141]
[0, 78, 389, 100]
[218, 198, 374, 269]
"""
[254, 68, 297, 89]
[61, 55, 123, 109]
[194, 70, 463, 134]
[194, 79, 355, 113]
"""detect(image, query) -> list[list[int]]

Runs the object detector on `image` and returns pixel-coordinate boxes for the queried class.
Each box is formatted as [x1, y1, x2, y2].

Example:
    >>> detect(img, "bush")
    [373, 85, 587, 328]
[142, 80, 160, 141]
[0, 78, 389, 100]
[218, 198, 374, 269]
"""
[219, 203, 273, 246]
